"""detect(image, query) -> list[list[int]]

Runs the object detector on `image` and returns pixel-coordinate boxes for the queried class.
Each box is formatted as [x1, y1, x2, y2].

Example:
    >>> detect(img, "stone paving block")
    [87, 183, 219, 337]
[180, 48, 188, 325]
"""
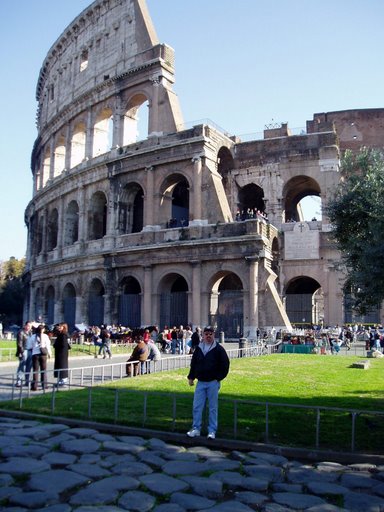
[343, 490, 384, 511]
[181, 475, 223, 498]
[67, 462, 112, 478]
[60, 438, 100, 454]
[110, 460, 153, 476]
[69, 475, 139, 506]
[28, 468, 90, 493]
[8, 490, 59, 508]
[139, 472, 190, 495]
[0, 457, 50, 475]
[273, 491, 326, 509]
[118, 489, 156, 511]
[170, 490, 216, 510]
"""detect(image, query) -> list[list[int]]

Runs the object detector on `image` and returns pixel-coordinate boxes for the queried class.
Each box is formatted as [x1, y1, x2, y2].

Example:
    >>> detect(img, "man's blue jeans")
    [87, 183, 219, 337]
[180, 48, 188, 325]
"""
[192, 380, 220, 434]
[16, 349, 32, 385]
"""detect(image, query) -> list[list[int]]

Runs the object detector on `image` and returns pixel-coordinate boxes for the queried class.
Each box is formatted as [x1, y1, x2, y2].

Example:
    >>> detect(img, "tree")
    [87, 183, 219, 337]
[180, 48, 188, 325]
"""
[327, 147, 384, 314]
[0, 257, 26, 326]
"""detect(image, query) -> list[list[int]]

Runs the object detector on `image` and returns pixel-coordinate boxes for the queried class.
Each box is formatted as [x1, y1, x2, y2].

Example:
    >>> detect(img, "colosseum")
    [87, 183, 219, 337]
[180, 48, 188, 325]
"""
[23, 0, 384, 336]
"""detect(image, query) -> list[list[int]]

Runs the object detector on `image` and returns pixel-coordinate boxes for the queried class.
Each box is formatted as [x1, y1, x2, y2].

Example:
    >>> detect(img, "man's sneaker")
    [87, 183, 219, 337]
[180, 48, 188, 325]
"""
[186, 428, 200, 438]
[207, 432, 216, 439]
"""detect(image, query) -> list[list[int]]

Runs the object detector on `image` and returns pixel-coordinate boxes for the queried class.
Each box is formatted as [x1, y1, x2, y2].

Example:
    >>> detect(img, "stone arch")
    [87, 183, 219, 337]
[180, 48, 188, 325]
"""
[118, 182, 144, 234]
[217, 146, 234, 196]
[160, 174, 190, 228]
[64, 200, 79, 245]
[45, 285, 55, 325]
[63, 282, 76, 332]
[88, 191, 107, 240]
[209, 272, 244, 338]
[158, 273, 189, 329]
[53, 134, 66, 177]
[47, 208, 59, 251]
[283, 176, 321, 223]
[88, 278, 105, 327]
[70, 121, 86, 168]
[123, 93, 149, 145]
[93, 107, 113, 157]
[118, 276, 142, 327]
[238, 183, 265, 219]
[285, 276, 323, 327]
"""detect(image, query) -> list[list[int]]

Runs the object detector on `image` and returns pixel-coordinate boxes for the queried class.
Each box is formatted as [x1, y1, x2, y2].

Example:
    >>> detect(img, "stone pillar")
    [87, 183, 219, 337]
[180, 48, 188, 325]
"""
[143, 266, 152, 326]
[64, 124, 71, 171]
[191, 261, 202, 327]
[148, 77, 161, 136]
[57, 195, 65, 257]
[244, 256, 259, 339]
[85, 108, 94, 160]
[190, 156, 203, 225]
[112, 94, 123, 148]
[49, 138, 55, 181]
[143, 166, 160, 231]
[78, 186, 87, 243]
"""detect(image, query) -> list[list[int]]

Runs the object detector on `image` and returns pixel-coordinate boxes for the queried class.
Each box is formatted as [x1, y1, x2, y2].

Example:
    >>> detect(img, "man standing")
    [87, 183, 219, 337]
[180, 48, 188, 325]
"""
[187, 326, 230, 439]
[15, 321, 32, 387]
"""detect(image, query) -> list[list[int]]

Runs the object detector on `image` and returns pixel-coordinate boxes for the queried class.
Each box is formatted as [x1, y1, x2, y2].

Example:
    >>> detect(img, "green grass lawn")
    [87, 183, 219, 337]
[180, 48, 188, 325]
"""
[2, 354, 383, 453]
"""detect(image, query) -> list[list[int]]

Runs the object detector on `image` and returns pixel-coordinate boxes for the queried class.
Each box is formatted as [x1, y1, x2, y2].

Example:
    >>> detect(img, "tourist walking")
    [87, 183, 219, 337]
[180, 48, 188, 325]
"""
[186, 326, 230, 439]
[15, 321, 32, 387]
[53, 323, 70, 386]
[30, 325, 52, 391]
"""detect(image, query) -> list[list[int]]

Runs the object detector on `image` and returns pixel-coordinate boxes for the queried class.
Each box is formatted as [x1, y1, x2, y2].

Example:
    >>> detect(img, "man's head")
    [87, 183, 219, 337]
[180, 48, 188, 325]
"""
[203, 326, 214, 342]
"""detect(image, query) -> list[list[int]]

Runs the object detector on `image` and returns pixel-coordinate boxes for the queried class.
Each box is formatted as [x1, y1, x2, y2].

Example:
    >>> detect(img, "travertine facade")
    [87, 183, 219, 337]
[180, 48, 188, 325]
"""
[24, 0, 384, 335]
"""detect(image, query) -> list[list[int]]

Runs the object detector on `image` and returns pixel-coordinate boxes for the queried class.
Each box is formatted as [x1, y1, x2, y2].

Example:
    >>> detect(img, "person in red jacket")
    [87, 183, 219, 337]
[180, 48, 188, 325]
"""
[186, 326, 230, 440]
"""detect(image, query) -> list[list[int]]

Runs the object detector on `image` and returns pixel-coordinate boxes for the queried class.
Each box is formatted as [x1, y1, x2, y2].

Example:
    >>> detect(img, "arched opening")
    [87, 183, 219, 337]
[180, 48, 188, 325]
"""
[285, 277, 323, 327]
[64, 200, 79, 246]
[45, 286, 55, 325]
[123, 94, 149, 145]
[159, 274, 188, 329]
[343, 283, 380, 325]
[93, 108, 113, 157]
[88, 191, 107, 240]
[47, 208, 59, 251]
[118, 183, 144, 234]
[238, 183, 265, 219]
[70, 122, 86, 168]
[283, 176, 322, 222]
[53, 135, 66, 177]
[63, 283, 76, 333]
[171, 179, 189, 227]
[118, 276, 141, 327]
[209, 273, 244, 338]
[88, 279, 105, 326]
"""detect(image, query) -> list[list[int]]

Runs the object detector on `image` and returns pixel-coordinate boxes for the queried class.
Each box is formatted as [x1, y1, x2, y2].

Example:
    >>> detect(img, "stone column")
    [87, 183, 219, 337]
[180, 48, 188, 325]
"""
[244, 256, 259, 339]
[143, 266, 152, 326]
[142, 166, 159, 231]
[57, 195, 64, 257]
[148, 77, 161, 136]
[190, 156, 203, 226]
[85, 108, 94, 160]
[64, 124, 71, 171]
[191, 261, 202, 327]
[49, 138, 55, 181]
[112, 94, 123, 148]
[78, 186, 87, 244]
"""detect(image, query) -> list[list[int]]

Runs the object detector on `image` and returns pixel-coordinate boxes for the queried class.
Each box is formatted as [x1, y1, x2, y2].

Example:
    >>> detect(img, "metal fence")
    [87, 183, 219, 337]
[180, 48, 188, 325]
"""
[0, 343, 382, 454]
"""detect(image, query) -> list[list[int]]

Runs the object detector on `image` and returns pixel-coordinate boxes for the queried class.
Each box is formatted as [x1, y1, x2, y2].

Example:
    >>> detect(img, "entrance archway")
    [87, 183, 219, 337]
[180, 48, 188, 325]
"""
[159, 274, 188, 329]
[63, 283, 76, 332]
[285, 277, 322, 327]
[209, 273, 243, 338]
[119, 276, 141, 327]
[283, 176, 321, 222]
[88, 279, 105, 326]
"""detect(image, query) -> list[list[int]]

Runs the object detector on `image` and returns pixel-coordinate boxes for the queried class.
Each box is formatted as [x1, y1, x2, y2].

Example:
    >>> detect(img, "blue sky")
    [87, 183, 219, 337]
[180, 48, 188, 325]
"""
[1, 0, 383, 262]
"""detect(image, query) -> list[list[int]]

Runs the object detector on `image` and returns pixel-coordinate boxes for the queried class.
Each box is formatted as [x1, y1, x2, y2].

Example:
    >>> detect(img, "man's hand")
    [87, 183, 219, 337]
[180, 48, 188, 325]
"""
[188, 378, 194, 386]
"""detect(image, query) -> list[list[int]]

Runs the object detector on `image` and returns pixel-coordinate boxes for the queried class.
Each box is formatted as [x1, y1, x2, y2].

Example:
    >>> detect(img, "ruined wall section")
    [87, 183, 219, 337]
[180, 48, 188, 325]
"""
[36, 0, 159, 128]
[307, 108, 384, 152]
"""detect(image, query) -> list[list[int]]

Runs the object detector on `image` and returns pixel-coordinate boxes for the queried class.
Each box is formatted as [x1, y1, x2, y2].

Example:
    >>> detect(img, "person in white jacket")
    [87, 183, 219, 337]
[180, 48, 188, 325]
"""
[29, 324, 52, 391]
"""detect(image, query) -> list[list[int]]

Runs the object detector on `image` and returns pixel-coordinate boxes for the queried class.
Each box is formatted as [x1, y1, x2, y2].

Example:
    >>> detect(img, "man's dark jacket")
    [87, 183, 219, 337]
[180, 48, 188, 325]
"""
[188, 343, 230, 382]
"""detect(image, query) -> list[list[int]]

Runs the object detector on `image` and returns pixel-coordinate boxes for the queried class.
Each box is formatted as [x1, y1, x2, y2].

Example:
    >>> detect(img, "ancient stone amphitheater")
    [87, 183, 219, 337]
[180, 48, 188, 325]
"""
[24, 0, 384, 334]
